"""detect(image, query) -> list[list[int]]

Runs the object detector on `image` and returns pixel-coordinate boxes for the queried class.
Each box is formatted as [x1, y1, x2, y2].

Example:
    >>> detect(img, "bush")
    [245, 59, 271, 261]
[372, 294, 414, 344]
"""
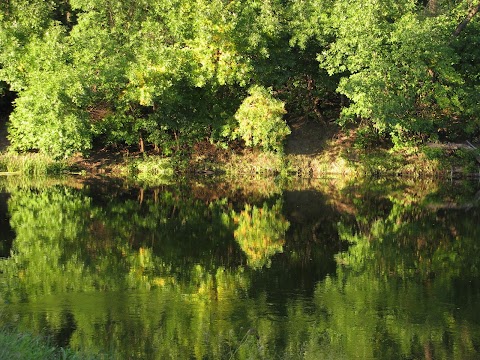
[126, 156, 175, 183]
[232, 86, 290, 153]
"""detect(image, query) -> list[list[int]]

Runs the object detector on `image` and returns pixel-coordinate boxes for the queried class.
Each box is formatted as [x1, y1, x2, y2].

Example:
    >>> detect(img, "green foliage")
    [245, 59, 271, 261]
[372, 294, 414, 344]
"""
[296, 0, 480, 144]
[0, 153, 68, 176]
[231, 86, 289, 152]
[127, 155, 175, 183]
[1, 0, 480, 157]
[325, 8, 461, 141]
[353, 125, 385, 150]
[2, 23, 91, 158]
[336, 180, 480, 280]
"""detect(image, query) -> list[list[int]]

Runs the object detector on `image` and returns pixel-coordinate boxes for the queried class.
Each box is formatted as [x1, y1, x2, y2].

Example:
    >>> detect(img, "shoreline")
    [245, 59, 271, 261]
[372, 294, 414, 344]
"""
[0, 122, 479, 182]
[0, 145, 478, 183]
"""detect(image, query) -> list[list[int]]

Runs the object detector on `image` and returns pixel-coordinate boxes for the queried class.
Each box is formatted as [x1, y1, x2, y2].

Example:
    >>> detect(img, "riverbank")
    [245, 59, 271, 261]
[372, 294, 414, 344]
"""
[0, 121, 478, 181]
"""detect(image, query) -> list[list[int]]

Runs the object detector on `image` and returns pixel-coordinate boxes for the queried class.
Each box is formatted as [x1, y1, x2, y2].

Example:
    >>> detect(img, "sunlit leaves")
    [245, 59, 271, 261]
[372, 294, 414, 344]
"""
[232, 85, 289, 152]
[315, 0, 479, 142]
[1, 0, 479, 155]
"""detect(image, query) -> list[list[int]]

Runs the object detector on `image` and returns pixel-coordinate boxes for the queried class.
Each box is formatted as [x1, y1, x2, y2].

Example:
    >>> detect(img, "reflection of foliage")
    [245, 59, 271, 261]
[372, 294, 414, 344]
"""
[1, 187, 95, 301]
[337, 199, 480, 280]
[1, 180, 480, 359]
[233, 200, 289, 269]
[334, 179, 480, 281]
[302, 271, 480, 360]
[0, 185, 243, 303]
[307, 179, 480, 359]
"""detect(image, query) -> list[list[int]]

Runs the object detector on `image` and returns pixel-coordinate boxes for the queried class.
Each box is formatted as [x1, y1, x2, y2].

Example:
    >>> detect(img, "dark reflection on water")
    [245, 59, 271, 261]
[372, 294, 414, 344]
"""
[0, 178, 480, 359]
[0, 193, 14, 258]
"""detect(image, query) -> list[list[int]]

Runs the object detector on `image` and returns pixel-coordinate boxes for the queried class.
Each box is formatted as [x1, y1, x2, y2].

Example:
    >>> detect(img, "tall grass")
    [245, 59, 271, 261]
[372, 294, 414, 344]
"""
[0, 329, 100, 360]
[224, 151, 289, 177]
[0, 153, 68, 176]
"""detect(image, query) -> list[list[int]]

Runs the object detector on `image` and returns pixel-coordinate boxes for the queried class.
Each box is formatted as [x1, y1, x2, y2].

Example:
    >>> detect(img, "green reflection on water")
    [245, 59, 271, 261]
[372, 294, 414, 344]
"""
[0, 178, 479, 359]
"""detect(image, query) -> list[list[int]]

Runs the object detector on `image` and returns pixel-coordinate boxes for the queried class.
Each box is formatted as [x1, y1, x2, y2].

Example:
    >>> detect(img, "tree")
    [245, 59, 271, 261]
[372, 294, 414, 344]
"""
[233, 199, 289, 269]
[1, 0, 479, 157]
[453, 1, 480, 36]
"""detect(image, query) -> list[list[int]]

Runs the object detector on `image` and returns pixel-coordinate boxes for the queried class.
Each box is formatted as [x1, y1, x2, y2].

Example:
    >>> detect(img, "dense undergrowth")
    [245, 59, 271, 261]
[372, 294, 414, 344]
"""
[0, 153, 69, 176]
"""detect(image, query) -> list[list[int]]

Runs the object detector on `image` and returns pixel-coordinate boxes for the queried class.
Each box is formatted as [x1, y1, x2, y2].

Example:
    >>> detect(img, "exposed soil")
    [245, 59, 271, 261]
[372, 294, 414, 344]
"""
[68, 149, 133, 175]
[285, 117, 339, 156]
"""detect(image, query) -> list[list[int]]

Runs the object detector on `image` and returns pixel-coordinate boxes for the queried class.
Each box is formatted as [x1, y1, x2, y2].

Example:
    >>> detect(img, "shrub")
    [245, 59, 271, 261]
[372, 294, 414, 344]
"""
[232, 86, 290, 153]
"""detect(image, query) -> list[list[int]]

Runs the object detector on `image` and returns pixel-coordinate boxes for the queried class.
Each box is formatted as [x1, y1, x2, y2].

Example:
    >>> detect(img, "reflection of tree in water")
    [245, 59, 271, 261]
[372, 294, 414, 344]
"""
[325, 182, 480, 359]
[1, 180, 480, 359]
[0, 193, 14, 258]
[233, 200, 289, 269]
[337, 197, 480, 280]
[0, 185, 246, 302]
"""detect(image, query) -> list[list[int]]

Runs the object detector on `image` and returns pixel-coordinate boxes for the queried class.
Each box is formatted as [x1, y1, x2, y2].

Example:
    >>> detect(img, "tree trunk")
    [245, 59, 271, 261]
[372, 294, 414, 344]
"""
[453, 2, 480, 36]
[428, 0, 437, 15]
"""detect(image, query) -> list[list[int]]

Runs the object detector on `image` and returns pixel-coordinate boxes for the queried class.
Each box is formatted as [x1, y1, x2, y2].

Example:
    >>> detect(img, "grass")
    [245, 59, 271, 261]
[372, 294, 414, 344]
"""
[115, 144, 475, 185]
[423, 145, 480, 177]
[0, 328, 100, 360]
[0, 152, 68, 176]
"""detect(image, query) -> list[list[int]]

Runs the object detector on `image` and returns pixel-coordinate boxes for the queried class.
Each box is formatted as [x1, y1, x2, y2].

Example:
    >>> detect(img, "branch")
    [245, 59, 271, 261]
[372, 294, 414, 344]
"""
[453, 2, 480, 36]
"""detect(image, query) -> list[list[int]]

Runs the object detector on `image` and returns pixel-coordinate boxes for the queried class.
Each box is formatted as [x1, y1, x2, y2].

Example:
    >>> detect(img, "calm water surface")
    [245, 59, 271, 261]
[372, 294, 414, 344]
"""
[0, 178, 479, 359]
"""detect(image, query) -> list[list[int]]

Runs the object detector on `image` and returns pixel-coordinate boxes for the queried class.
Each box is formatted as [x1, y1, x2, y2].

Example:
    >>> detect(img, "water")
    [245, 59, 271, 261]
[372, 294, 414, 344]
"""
[0, 177, 479, 359]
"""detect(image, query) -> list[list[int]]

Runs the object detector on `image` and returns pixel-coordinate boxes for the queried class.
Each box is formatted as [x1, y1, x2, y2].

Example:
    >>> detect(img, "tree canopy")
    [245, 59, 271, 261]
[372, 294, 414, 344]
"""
[0, 0, 479, 157]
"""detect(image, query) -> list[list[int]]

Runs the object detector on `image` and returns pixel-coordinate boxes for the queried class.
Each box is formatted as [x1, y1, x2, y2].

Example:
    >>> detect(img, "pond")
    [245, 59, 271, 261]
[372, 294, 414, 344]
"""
[0, 177, 479, 359]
